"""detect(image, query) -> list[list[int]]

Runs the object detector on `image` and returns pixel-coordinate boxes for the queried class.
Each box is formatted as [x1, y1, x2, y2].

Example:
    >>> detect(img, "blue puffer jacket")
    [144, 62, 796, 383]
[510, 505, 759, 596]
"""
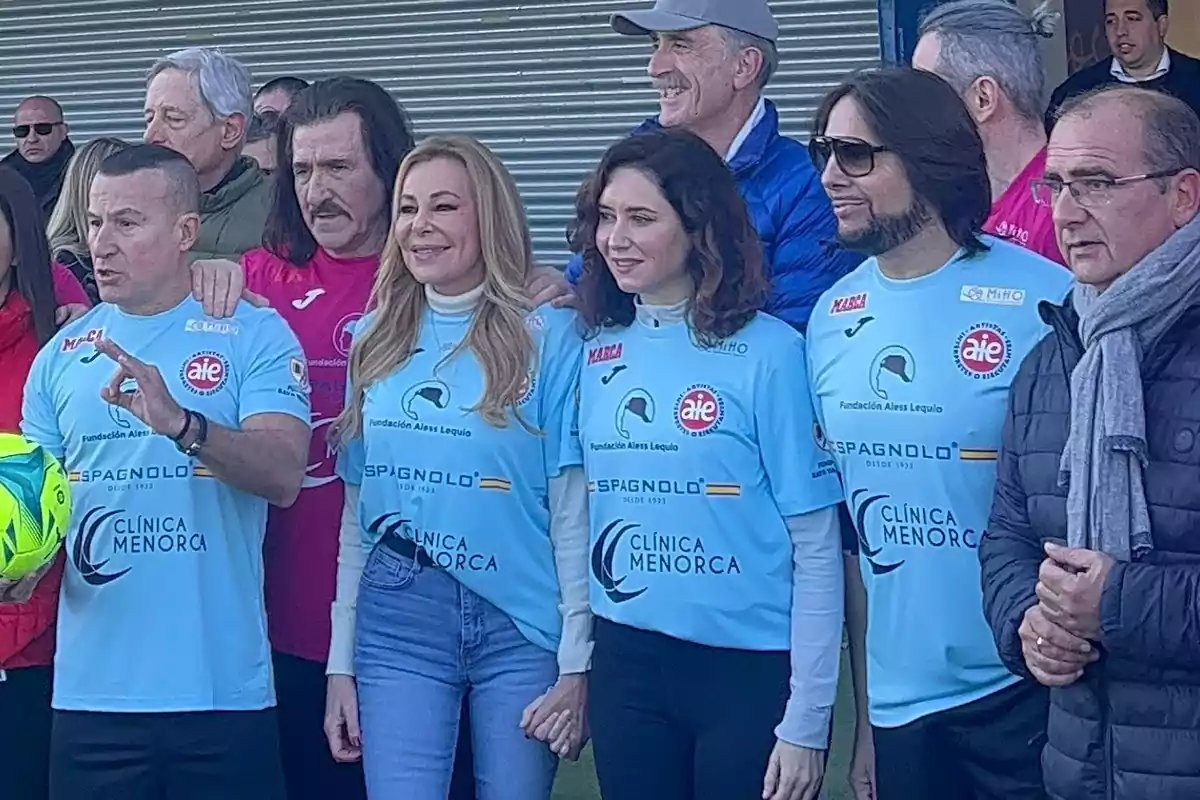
[565, 100, 862, 333]
[981, 296, 1200, 800]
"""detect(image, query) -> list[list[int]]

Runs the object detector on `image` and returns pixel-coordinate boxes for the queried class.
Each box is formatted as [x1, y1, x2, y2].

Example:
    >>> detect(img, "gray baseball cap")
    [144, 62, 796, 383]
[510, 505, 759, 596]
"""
[611, 0, 780, 44]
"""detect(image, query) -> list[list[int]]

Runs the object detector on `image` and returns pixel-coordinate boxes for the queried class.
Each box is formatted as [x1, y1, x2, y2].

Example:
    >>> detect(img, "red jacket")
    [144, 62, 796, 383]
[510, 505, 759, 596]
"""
[0, 268, 88, 670]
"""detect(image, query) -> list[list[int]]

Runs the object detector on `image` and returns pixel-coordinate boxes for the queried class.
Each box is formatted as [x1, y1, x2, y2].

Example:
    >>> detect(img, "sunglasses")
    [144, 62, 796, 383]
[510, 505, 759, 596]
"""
[13, 122, 61, 139]
[808, 136, 891, 178]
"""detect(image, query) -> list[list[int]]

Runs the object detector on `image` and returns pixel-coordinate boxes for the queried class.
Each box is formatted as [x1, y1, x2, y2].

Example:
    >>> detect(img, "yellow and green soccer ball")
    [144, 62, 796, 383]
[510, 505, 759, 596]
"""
[0, 433, 70, 582]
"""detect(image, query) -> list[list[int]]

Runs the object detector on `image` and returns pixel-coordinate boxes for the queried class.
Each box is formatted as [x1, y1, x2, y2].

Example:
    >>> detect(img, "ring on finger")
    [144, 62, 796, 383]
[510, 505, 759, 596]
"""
[1036, 636, 1045, 650]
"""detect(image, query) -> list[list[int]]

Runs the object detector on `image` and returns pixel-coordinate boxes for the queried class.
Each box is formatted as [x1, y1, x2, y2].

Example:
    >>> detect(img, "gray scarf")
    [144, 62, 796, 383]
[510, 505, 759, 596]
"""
[1059, 214, 1200, 561]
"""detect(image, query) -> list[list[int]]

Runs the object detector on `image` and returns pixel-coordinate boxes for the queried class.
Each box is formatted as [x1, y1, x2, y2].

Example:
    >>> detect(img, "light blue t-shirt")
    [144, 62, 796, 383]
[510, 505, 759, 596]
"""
[337, 304, 583, 654]
[806, 238, 1072, 728]
[21, 296, 310, 713]
[576, 311, 843, 651]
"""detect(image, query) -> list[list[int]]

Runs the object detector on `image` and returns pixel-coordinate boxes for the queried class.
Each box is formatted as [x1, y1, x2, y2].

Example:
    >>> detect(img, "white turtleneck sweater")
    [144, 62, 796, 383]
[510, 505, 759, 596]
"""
[636, 297, 844, 751]
[327, 284, 593, 677]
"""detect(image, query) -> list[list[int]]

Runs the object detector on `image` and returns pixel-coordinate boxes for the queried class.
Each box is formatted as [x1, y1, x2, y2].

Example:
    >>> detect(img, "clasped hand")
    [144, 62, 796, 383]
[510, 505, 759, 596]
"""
[1020, 542, 1115, 687]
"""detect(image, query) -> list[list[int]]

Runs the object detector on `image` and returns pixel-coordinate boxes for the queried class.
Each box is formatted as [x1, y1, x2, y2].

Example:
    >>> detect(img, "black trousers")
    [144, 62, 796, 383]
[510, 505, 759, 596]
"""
[589, 618, 794, 800]
[873, 679, 1049, 800]
[272, 650, 476, 800]
[0, 665, 53, 800]
[49, 708, 287, 800]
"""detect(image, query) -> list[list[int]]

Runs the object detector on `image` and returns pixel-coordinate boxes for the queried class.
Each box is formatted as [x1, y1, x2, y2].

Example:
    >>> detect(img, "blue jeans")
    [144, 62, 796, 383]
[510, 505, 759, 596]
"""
[355, 542, 559, 800]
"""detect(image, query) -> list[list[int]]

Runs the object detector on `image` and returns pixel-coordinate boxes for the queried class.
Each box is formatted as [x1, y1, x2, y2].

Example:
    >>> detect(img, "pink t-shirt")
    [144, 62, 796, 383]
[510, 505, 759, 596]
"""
[51, 263, 90, 306]
[243, 246, 377, 664]
[983, 148, 1065, 266]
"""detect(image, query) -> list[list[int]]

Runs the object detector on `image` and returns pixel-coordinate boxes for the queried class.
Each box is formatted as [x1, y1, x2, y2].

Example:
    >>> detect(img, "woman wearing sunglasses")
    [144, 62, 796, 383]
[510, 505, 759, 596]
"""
[573, 128, 844, 800]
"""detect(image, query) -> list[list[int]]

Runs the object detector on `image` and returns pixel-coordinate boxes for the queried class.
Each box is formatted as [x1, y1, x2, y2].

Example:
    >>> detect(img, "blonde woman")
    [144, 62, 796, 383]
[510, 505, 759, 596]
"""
[325, 135, 591, 800]
[45, 137, 129, 303]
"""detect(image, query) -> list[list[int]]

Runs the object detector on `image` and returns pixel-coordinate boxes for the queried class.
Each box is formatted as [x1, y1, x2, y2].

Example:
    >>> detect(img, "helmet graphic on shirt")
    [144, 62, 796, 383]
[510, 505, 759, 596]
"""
[333, 313, 363, 359]
[869, 346, 915, 400]
[401, 380, 451, 421]
[108, 377, 138, 429]
[615, 389, 655, 440]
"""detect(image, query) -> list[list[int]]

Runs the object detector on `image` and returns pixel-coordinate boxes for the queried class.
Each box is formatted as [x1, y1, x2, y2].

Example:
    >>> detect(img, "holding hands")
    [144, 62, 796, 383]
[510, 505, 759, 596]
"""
[520, 673, 588, 760]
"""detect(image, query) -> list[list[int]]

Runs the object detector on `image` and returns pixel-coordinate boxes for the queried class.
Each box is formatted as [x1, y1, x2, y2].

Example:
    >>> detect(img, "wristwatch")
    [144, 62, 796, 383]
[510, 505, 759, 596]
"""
[173, 410, 210, 457]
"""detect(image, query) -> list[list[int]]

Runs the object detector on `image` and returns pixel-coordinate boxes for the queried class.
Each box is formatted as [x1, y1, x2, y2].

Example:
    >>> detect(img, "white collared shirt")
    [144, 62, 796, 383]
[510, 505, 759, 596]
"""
[724, 96, 766, 163]
[1110, 48, 1171, 83]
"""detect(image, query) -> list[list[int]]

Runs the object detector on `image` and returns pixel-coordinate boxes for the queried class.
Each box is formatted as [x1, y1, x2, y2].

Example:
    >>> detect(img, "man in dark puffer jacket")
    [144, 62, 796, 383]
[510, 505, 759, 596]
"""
[981, 85, 1200, 799]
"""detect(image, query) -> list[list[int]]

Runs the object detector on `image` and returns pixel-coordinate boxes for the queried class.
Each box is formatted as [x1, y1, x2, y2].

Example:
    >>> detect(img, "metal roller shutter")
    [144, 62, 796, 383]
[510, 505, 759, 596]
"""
[0, 0, 879, 262]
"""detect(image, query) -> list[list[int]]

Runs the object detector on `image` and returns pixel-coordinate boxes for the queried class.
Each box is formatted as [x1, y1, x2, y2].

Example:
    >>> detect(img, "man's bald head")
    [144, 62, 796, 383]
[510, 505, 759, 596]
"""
[1056, 85, 1200, 177]
[16, 95, 63, 119]
[12, 95, 68, 164]
[1047, 84, 1200, 290]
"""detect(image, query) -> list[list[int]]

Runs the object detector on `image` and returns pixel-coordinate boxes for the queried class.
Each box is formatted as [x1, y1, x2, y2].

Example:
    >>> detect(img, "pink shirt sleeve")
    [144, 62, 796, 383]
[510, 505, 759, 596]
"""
[51, 263, 92, 307]
[1028, 220, 1067, 267]
[240, 249, 269, 296]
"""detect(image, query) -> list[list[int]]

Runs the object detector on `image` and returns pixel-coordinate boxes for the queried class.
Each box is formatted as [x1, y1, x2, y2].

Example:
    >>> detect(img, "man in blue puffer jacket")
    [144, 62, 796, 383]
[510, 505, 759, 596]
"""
[564, 0, 861, 333]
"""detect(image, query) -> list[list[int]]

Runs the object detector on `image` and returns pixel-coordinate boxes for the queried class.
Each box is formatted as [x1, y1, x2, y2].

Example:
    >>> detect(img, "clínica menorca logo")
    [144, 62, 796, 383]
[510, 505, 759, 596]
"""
[72, 507, 132, 586]
[591, 519, 647, 604]
[850, 488, 904, 575]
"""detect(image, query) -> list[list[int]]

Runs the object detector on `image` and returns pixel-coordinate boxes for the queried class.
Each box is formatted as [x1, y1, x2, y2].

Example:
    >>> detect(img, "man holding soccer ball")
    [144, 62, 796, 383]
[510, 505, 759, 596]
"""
[18, 144, 310, 799]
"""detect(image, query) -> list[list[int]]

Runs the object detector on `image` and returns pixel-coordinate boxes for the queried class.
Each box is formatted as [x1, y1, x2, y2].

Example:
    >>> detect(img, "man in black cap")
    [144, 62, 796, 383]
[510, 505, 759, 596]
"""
[563, 0, 860, 334]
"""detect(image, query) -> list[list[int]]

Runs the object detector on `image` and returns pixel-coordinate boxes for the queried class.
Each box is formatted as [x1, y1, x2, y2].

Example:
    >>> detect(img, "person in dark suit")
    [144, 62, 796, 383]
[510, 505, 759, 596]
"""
[1047, 0, 1200, 127]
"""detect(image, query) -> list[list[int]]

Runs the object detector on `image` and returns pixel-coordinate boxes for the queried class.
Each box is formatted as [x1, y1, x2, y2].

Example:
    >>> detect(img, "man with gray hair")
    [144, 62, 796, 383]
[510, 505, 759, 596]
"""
[981, 84, 1200, 799]
[145, 47, 273, 260]
[563, 0, 861, 333]
[913, 0, 1065, 264]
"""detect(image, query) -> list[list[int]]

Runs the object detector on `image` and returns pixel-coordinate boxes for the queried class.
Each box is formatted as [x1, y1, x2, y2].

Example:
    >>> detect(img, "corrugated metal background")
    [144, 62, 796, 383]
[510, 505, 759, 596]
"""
[0, 0, 880, 261]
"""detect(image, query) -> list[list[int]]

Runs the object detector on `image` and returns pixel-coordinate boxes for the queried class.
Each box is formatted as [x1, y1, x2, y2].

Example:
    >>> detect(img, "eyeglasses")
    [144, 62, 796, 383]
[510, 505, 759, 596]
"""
[1030, 169, 1186, 208]
[12, 122, 61, 139]
[808, 136, 891, 178]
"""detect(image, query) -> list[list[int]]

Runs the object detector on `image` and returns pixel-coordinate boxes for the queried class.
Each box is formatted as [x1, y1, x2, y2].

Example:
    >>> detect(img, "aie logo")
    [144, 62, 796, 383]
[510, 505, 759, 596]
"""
[870, 346, 915, 400]
[955, 323, 1011, 378]
[850, 488, 904, 576]
[616, 389, 655, 439]
[591, 519, 646, 603]
[72, 507, 131, 586]
[675, 385, 722, 436]
[401, 380, 451, 421]
[181, 351, 228, 395]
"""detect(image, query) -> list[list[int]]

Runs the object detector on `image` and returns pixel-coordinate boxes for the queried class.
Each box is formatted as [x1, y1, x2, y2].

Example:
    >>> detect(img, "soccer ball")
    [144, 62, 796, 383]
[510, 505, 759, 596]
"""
[0, 433, 70, 582]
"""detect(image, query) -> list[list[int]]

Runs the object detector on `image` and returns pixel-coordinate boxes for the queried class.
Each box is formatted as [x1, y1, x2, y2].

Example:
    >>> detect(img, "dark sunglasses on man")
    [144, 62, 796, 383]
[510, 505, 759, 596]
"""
[808, 135, 891, 178]
[13, 122, 62, 138]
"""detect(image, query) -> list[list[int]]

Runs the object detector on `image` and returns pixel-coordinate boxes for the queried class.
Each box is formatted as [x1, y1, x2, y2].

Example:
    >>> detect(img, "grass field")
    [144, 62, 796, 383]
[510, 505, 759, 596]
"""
[551, 655, 856, 800]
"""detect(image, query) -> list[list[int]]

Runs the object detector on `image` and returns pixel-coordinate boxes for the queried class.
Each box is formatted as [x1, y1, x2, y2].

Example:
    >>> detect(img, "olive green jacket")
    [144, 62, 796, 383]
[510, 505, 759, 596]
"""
[190, 157, 273, 262]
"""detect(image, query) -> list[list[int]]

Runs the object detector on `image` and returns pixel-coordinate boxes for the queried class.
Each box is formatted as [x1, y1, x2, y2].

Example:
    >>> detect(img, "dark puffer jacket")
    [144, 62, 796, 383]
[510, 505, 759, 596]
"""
[981, 296, 1200, 800]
